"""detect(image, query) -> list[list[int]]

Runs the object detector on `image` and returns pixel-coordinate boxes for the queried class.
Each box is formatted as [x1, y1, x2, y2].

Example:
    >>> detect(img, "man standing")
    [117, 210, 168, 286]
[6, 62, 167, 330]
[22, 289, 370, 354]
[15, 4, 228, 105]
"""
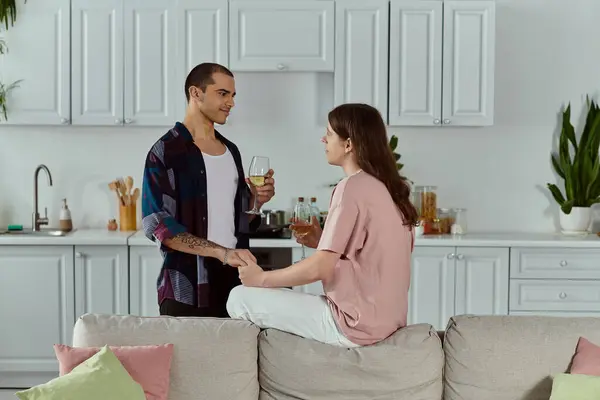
[141, 63, 275, 317]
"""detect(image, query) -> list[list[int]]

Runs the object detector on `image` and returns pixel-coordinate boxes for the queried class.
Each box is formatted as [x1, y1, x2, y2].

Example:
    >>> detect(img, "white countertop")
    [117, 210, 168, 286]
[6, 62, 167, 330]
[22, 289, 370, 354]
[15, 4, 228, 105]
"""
[0, 229, 133, 246]
[0, 229, 599, 248]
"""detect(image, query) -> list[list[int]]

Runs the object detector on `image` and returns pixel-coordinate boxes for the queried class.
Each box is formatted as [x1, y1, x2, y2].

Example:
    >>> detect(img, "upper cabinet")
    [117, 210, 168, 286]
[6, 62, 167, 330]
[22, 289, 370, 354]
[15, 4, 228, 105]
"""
[0, 0, 496, 128]
[334, 0, 389, 122]
[229, 0, 335, 71]
[389, 0, 495, 127]
[71, 0, 177, 126]
[0, 0, 71, 126]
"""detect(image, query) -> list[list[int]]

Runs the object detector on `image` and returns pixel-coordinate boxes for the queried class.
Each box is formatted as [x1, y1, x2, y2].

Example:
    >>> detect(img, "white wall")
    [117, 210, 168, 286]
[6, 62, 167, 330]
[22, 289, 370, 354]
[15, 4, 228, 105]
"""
[0, 0, 599, 233]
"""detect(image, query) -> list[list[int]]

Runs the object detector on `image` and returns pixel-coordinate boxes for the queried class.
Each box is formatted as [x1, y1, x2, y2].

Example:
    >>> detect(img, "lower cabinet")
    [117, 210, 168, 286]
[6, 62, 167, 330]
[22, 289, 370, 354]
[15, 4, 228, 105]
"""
[408, 246, 510, 331]
[129, 246, 163, 317]
[0, 244, 129, 388]
[292, 245, 510, 332]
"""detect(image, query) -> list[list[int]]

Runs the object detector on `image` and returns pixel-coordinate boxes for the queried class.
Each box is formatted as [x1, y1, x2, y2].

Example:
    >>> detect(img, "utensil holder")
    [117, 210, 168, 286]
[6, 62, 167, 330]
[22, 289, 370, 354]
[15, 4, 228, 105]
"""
[119, 203, 137, 231]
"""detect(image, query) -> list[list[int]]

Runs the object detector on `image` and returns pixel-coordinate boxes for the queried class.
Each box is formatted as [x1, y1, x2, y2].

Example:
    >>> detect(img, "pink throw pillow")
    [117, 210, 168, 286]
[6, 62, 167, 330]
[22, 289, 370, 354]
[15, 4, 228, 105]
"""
[570, 337, 600, 376]
[54, 343, 174, 400]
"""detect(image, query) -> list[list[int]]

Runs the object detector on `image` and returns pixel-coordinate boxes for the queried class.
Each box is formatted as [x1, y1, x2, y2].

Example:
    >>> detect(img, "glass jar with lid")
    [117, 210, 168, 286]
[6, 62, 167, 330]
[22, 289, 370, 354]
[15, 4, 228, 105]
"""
[451, 208, 467, 235]
[437, 208, 454, 234]
[418, 186, 438, 220]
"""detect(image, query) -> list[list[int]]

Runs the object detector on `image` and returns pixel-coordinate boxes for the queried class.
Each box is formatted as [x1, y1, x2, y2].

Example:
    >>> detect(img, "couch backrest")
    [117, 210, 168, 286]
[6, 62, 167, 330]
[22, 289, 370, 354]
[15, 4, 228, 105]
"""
[443, 315, 600, 400]
[257, 323, 444, 400]
[72, 314, 260, 400]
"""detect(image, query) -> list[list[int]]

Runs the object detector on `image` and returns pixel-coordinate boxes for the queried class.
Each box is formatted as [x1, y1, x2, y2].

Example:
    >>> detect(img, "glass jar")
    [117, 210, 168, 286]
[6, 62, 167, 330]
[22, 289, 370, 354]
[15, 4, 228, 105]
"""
[437, 208, 454, 234]
[451, 208, 467, 235]
[419, 186, 438, 220]
[410, 190, 421, 217]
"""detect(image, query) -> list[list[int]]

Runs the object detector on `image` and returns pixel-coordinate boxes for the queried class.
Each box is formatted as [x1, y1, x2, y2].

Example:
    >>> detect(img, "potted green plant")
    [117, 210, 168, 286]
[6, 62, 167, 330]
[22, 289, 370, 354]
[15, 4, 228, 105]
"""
[1, 0, 26, 30]
[547, 97, 600, 234]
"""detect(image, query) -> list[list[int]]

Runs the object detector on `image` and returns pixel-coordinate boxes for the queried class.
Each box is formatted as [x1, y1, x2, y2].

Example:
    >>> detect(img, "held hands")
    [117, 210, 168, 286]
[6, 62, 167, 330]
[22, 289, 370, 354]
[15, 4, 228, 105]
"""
[290, 215, 322, 249]
[236, 254, 266, 287]
[217, 248, 257, 267]
[246, 169, 275, 207]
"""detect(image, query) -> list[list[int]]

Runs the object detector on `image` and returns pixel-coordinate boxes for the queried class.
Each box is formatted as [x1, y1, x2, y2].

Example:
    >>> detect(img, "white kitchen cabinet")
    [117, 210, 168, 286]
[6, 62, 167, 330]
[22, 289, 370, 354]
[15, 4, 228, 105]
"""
[453, 247, 509, 317]
[409, 246, 509, 331]
[74, 246, 129, 319]
[0, 246, 74, 388]
[441, 1, 495, 126]
[334, 0, 389, 122]
[175, 0, 229, 118]
[389, 0, 495, 127]
[408, 246, 456, 331]
[129, 246, 164, 317]
[0, 0, 71, 125]
[71, 0, 177, 126]
[229, 0, 335, 71]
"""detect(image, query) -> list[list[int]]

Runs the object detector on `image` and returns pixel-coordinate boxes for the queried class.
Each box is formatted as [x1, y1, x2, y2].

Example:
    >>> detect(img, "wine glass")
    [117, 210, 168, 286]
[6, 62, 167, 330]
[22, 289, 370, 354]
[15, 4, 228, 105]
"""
[291, 198, 312, 260]
[246, 156, 270, 215]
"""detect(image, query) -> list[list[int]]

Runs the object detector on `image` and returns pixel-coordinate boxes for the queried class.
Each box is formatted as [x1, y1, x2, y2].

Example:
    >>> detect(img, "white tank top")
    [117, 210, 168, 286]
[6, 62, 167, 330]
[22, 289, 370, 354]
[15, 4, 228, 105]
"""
[202, 147, 238, 249]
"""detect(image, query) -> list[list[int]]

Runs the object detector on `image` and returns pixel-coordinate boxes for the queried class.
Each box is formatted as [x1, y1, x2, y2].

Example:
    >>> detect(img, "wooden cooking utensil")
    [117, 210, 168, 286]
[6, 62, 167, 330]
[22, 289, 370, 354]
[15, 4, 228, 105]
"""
[108, 181, 125, 206]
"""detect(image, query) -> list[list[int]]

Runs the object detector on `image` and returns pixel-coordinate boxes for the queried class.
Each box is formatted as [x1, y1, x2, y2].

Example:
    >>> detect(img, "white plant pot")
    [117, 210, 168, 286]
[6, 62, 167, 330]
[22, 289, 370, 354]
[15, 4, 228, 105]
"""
[559, 206, 592, 234]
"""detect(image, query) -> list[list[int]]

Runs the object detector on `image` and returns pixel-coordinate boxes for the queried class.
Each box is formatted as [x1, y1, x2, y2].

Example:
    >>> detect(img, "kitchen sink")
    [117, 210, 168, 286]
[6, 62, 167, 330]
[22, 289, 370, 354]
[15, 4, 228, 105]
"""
[0, 229, 72, 237]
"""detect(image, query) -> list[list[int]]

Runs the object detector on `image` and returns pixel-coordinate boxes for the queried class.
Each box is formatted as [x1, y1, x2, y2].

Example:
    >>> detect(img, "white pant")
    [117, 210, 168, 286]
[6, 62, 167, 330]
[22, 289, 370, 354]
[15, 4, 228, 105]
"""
[226, 285, 360, 348]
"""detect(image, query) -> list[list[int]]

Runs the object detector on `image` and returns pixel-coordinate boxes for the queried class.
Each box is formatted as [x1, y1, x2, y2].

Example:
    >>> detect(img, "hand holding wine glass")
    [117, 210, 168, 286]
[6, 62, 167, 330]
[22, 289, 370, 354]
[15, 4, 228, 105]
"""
[245, 156, 271, 215]
[291, 197, 313, 260]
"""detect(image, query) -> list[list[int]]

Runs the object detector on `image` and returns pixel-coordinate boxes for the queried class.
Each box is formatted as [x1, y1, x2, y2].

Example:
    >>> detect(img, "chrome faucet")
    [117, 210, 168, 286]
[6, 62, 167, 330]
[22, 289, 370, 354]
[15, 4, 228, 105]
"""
[33, 164, 53, 231]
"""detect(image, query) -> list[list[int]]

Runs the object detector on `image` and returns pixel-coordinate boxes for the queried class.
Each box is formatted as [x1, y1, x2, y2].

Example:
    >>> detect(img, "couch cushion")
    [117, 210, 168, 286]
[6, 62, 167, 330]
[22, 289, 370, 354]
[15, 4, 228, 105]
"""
[444, 315, 600, 400]
[258, 323, 443, 400]
[72, 314, 260, 400]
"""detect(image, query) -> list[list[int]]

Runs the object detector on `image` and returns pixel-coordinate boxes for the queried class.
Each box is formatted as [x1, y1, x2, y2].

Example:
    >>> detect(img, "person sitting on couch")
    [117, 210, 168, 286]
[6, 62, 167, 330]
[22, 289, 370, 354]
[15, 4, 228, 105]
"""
[226, 103, 418, 347]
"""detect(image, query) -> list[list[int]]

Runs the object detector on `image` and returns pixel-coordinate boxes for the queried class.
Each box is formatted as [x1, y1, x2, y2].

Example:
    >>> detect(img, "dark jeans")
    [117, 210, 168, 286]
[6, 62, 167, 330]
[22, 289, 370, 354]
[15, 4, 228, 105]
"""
[159, 258, 241, 318]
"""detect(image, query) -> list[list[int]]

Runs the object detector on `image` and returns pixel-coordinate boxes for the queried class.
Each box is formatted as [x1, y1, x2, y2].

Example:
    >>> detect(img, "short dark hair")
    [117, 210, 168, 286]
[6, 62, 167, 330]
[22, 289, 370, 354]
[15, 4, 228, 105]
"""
[184, 63, 234, 102]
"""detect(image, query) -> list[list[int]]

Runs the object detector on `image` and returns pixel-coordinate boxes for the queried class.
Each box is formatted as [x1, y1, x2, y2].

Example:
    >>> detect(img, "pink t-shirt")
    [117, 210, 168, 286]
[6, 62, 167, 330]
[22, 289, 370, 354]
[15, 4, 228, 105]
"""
[317, 171, 414, 346]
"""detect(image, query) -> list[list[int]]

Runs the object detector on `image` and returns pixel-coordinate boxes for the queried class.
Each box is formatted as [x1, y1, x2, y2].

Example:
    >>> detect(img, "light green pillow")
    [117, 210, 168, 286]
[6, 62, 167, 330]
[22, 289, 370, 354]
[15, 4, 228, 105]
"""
[550, 373, 600, 400]
[15, 345, 146, 400]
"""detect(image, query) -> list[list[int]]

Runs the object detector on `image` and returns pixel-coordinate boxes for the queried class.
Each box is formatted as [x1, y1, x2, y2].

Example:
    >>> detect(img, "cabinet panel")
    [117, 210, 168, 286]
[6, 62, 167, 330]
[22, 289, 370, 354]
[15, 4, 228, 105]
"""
[389, 1, 442, 126]
[230, 0, 334, 71]
[408, 246, 455, 331]
[0, 246, 74, 388]
[74, 246, 129, 318]
[124, 0, 177, 126]
[454, 247, 509, 316]
[441, 0, 495, 126]
[71, 0, 124, 125]
[334, 0, 389, 120]
[0, 0, 70, 125]
[129, 246, 164, 317]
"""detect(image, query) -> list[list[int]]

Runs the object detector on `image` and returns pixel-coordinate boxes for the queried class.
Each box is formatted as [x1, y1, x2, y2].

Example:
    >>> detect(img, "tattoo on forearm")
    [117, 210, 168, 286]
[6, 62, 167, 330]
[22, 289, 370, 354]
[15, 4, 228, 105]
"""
[173, 233, 222, 250]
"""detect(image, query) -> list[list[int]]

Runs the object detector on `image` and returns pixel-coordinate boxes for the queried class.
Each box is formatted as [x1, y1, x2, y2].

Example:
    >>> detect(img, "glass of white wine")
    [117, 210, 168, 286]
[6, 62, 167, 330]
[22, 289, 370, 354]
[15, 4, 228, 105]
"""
[291, 197, 312, 260]
[246, 156, 270, 215]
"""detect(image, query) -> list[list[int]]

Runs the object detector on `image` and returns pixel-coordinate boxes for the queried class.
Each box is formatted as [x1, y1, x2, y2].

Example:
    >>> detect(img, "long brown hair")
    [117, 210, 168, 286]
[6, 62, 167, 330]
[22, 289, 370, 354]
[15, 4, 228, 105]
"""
[328, 103, 419, 227]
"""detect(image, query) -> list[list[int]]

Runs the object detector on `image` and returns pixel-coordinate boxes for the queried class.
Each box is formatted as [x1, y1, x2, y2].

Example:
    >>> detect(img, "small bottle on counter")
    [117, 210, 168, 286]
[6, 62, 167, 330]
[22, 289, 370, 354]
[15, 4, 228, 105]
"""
[59, 198, 73, 232]
[309, 197, 320, 224]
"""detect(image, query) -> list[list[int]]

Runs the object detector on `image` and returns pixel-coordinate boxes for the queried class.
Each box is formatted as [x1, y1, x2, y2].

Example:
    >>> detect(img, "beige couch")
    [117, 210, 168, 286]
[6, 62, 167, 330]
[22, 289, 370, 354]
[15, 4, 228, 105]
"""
[72, 313, 600, 400]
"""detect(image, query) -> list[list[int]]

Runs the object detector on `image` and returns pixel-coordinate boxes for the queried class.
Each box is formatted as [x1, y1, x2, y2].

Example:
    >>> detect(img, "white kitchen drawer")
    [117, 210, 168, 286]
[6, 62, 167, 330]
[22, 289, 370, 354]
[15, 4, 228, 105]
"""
[510, 279, 600, 311]
[510, 247, 600, 279]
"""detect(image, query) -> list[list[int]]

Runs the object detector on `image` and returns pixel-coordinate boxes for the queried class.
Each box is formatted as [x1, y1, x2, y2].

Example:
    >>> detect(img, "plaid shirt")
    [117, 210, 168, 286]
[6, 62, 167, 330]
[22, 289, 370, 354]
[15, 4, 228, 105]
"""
[141, 122, 260, 308]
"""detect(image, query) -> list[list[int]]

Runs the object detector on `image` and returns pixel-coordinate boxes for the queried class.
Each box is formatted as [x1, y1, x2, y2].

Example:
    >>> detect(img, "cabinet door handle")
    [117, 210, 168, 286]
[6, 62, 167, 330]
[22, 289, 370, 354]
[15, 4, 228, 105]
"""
[124, 118, 133, 124]
[456, 254, 464, 260]
[443, 119, 451, 124]
[276, 64, 287, 71]
[447, 253, 455, 259]
[433, 119, 441, 125]
[115, 119, 122, 124]
[60, 118, 69, 124]
[75, 252, 83, 258]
